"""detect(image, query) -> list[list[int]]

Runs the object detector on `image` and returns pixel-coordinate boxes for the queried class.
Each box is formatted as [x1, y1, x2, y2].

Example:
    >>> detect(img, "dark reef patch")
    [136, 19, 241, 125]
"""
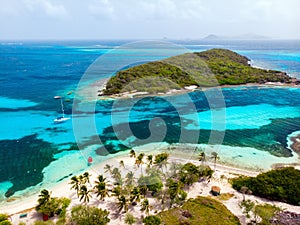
[0, 134, 57, 197]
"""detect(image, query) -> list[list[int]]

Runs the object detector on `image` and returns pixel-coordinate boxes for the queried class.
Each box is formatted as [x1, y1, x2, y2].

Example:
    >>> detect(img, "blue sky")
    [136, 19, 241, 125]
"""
[0, 0, 299, 40]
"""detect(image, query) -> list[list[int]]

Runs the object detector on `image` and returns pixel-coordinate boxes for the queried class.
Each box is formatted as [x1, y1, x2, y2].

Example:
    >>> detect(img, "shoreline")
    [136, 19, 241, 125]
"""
[97, 83, 300, 101]
[98, 82, 300, 101]
[4, 144, 300, 225]
[1, 142, 299, 217]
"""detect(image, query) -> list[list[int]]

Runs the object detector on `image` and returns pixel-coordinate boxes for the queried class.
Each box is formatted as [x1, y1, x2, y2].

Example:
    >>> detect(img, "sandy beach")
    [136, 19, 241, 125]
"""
[2, 143, 299, 225]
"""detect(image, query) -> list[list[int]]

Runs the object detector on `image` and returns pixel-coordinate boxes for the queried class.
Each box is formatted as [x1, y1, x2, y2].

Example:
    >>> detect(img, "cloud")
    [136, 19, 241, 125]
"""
[0, 0, 299, 39]
[87, 0, 207, 21]
[23, 0, 68, 18]
[88, 0, 115, 19]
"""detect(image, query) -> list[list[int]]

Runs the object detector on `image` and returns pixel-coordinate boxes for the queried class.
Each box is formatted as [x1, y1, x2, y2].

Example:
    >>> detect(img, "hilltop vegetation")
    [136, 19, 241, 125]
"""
[158, 196, 241, 225]
[232, 167, 300, 206]
[103, 48, 291, 95]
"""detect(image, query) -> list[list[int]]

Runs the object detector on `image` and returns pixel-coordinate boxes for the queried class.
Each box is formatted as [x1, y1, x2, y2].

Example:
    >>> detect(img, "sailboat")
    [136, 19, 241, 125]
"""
[54, 96, 70, 123]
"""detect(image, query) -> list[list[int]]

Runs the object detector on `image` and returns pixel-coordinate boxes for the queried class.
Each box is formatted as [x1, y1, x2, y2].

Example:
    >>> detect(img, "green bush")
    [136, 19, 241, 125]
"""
[124, 213, 136, 225]
[18, 222, 26, 225]
[232, 167, 300, 205]
[0, 214, 9, 222]
[70, 205, 110, 225]
[0, 221, 12, 225]
[33, 221, 54, 225]
[143, 215, 161, 225]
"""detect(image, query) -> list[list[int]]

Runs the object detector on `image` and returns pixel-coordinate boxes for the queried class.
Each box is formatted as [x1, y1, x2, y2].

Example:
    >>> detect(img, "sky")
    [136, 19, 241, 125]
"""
[0, 0, 299, 40]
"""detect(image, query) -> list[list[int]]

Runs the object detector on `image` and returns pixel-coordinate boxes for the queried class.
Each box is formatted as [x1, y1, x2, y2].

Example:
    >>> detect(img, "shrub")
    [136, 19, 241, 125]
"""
[33, 221, 54, 225]
[143, 215, 161, 225]
[232, 167, 300, 205]
[124, 213, 136, 225]
[0, 214, 9, 222]
[0, 221, 12, 225]
[70, 205, 110, 225]
[0, 214, 11, 225]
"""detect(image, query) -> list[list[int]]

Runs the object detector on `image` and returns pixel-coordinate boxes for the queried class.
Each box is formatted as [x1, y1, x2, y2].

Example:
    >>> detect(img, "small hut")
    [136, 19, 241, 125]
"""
[211, 186, 221, 196]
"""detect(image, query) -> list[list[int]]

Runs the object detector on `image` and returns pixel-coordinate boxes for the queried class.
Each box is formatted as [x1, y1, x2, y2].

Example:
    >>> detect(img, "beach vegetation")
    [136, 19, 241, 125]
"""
[33, 221, 54, 225]
[36, 189, 51, 211]
[116, 195, 129, 213]
[35, 189, 70, 220]
[125, 171, 136, 187]
[69, 205, 110, 225]
[135, 153, 145, 175]
[0, 221, 12, 225]
[154, 152, 169, 174]
[94, 174, 109, 201]
[211, 151, 220, 171]
[18, 222, 26, 225]
[130, 186, 142, 203]
[124, 213, 136, 225]
[69, 176, 81, 197]
[239, 199, 256, 218]
[254, 203, 281, 225]
[232, 167, 300, 205]
[198, 151, 206, 164]
[78, 185, 91, 204]
[143, 215, 161, 225]
[0, 214, 9, 223]
[0, 214, 12, 225]
[140, 199, 151, 215]
[138, 173, 163, 195]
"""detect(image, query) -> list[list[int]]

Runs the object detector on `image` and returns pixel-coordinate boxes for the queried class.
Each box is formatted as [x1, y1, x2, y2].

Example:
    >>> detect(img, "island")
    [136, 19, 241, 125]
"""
[102, 49, 294, 96]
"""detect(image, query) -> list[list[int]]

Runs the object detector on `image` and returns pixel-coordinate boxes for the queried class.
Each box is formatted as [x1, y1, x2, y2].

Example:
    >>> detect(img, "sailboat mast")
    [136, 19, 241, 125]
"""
[61, 98, 65, 118]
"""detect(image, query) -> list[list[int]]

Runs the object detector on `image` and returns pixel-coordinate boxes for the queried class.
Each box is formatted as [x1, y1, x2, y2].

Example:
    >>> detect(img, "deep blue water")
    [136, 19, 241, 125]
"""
[0, 40, 300, 199]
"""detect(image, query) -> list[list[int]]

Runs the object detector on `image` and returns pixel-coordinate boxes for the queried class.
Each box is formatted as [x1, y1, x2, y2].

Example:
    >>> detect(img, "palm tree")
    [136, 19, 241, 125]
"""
[125, 171, 135, 187]
[240, 186, 251, 202]
[36, 189, 51, 210]
[112, 185, 123, 198]
[94, 175, 109, 201]
[104, 164, 112, 174]
[211, 151, 220, 171]
[198, 151, 206, 165]
[156, 189, 167, 210]
[124, 213, 136, 225]
[130, 186, 142, 203]
[119, 160, 125, 169]
[69, 176, 81, 197]
[140, 199, 151, 215]
[129, 149, 136, 158]
[111, 167, 123, 185]
[117, 195, 129, 213]
[78, 174, 85, 185]
[82, 172, 91, 185]
[154, 153, 169, 174]
[146, 155, 153, 168]
[79, 185, 91, 204]
[135, 153, 145, 175]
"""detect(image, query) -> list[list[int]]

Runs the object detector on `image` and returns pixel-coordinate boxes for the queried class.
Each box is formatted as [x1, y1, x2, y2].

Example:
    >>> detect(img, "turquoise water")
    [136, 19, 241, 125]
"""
[0, 40, 300, 200]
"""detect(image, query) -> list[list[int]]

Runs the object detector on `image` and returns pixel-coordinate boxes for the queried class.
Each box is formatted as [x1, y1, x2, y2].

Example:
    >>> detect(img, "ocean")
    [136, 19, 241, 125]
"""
[0, 39, 300, 202]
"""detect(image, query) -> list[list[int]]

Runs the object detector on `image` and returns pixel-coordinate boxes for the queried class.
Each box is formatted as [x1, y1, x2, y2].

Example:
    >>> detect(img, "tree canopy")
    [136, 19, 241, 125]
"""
[103, 49, 291, 95]
[232, 167, 300, 205]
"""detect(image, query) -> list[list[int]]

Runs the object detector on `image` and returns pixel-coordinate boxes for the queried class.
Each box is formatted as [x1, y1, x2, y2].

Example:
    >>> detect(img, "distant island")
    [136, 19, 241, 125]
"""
[203, 34, 270, 40]
[102, 49, 293, 96]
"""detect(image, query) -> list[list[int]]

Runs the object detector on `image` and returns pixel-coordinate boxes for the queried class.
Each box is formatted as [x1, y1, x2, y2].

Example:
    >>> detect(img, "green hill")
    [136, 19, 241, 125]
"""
[103, 48, 291, 95]
[158, 196, 241, 225]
